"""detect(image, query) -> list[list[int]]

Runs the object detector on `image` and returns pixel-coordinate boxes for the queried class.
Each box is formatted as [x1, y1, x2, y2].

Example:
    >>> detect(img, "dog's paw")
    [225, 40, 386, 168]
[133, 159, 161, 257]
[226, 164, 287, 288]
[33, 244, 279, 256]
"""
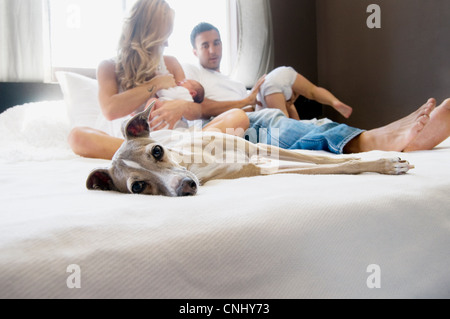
[384, 157, 414, 175]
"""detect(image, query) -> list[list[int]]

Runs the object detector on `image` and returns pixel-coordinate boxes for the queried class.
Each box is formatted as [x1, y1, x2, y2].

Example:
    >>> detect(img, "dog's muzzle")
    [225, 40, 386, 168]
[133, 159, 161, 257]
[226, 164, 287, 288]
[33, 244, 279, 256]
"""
[177, 178, 198, 196]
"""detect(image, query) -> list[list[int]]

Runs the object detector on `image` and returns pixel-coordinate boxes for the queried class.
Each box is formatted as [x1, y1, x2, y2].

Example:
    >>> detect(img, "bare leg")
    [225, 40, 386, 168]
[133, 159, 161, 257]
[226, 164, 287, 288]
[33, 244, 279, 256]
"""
[203, 109, 250, 137]
[264, 93, 300, 120]
[331, 99, 353, 119]
[344, 99, 435, 153]
[69, 109, 249, 160]
[286, 102, 301, 120]
[404, 98, 450, 151]
[68, 127, 124, 160]
[291, 74, 353, 118]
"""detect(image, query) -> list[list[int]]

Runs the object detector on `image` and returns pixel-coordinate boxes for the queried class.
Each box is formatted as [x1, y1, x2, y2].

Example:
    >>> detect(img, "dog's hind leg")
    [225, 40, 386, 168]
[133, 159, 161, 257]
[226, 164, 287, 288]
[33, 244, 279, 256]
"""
[255, 143, 360, 165]
[263, 158, 413, 176]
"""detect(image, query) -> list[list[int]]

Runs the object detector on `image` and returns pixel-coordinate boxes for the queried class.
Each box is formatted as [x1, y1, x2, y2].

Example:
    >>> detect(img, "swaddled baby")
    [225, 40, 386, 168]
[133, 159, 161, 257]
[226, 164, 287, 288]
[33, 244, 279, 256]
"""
[156, 79, 205, 129]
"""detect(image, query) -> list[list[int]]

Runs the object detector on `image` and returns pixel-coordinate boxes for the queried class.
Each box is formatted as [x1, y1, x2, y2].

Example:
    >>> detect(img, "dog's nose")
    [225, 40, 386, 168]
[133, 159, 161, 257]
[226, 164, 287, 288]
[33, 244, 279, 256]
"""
[178, 178, 198, 196]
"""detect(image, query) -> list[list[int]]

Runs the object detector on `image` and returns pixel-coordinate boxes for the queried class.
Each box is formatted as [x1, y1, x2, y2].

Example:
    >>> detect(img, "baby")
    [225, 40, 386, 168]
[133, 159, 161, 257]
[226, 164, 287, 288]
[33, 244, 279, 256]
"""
[154, 79, 205, 130]
[257, 66, 353, 120]
[157, 79, 205, 103]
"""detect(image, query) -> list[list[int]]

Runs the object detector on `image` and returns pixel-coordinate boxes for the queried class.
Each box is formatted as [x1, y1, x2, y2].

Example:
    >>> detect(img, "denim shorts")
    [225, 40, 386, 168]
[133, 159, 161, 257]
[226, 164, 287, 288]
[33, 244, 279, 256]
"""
[245, 109, 364, 154]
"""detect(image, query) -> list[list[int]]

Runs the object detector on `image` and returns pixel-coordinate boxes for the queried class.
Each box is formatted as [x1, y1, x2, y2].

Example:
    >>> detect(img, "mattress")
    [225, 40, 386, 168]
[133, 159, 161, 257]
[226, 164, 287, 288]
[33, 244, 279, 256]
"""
[0, 100, 449, 299]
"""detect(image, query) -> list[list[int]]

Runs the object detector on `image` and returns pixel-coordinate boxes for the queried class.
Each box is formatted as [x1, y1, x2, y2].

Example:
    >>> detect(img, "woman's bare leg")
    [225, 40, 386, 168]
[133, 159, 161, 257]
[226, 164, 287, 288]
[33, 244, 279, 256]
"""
[203, 109, 250, 137]
[404, 98, 450, 151]
[344, 99, 436, 153]
[68, 127, 124, 160]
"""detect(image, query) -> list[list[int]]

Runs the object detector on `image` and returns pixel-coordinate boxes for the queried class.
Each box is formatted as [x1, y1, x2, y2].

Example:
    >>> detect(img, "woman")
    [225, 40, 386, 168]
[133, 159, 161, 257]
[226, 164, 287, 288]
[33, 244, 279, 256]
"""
[68, 0, 249, 160]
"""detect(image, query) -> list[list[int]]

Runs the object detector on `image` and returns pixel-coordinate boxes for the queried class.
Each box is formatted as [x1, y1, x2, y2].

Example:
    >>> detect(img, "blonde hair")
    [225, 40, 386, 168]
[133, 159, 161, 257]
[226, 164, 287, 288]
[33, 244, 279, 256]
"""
[116, 0, 174, 91]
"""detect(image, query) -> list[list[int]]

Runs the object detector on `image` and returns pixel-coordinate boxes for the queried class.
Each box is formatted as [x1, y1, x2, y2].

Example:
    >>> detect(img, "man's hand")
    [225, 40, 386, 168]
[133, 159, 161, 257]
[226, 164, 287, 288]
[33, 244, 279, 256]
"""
[246, 75, 266, 108]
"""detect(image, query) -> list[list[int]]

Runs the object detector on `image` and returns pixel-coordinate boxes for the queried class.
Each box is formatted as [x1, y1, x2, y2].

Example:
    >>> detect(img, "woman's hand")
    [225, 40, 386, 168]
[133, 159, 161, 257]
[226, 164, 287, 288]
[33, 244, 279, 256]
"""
[150, 74, 177, 92]
[149, 99, 187, 130]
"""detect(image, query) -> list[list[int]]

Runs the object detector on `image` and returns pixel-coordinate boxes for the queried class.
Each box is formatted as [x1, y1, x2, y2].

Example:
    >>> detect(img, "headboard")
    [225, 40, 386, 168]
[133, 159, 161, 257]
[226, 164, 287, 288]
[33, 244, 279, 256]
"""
[0, 82, 63, 114]
[0, 68, 96, 114]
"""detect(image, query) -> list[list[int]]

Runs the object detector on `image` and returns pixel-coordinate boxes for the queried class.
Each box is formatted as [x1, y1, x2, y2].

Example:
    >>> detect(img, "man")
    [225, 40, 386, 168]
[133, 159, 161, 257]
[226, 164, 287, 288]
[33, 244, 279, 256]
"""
[181, 22, 450, 154]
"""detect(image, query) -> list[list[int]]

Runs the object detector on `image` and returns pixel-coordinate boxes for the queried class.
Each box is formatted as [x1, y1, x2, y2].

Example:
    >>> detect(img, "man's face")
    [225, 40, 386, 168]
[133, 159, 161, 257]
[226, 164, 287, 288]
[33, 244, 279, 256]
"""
[193, 30, 222, 71]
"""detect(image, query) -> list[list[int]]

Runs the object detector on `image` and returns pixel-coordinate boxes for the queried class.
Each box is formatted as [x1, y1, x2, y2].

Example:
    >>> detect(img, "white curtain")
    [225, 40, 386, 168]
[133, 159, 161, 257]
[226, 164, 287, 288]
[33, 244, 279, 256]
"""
[0, 0, 51, 82]
[230, 0, 274, 88]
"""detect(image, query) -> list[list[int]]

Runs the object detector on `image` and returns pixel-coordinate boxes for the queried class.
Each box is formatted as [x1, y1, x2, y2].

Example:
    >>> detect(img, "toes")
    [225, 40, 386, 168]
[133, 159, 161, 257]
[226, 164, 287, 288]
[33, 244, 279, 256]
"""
[419, 99, 436, 117]
[420, 114, 430, 124]
[427, 98, 436, 104]
[427, 99, 437, 112]
[415, 114, 430, 132]
[442, 98, 450, 109]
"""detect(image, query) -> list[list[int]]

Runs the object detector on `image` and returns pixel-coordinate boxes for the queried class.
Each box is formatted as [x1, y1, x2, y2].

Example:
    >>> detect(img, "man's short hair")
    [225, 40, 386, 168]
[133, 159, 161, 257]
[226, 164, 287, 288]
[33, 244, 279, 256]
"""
[190, 22, 220, 48]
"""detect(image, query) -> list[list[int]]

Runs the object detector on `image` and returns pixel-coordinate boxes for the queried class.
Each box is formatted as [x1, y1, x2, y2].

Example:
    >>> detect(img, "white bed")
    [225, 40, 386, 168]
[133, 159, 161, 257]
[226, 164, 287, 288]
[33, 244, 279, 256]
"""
[1, 75, 449, 299]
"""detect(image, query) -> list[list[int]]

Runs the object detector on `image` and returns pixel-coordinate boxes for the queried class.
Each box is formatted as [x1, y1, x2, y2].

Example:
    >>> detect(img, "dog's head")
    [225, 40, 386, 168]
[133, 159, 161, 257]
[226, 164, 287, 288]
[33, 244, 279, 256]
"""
[86, 102, 199, 197]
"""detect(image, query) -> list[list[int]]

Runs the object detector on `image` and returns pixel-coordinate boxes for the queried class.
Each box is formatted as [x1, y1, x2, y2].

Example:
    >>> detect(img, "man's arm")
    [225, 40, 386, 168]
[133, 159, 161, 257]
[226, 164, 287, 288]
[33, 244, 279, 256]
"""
[199, 97, 253, 118]
[199, 75, 266, 118]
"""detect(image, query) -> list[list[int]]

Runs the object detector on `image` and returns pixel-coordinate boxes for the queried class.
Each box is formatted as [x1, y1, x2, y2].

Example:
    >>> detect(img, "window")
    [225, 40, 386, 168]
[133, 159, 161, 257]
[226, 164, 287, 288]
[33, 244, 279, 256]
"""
[49, 0, 232, 75]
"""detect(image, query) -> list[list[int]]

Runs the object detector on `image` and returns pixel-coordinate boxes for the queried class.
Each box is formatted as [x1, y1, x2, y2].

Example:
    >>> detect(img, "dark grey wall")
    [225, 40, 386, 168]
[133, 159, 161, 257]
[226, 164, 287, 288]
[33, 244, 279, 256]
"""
[316, 0, 450, 129]
[270, 0, 318, 82]
[270, 0, 322, 119]
[270, 0, 450, 128]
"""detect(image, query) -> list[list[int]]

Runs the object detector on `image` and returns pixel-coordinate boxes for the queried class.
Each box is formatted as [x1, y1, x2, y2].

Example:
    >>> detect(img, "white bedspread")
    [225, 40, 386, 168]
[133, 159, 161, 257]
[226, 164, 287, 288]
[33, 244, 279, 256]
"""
[0, 101, 449, 299]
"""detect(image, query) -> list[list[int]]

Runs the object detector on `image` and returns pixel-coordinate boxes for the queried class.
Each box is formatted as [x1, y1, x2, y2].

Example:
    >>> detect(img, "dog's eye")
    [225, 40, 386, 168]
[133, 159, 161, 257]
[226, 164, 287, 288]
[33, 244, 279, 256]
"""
[152, 145, 164, 161]
[131, 181, 147, 194]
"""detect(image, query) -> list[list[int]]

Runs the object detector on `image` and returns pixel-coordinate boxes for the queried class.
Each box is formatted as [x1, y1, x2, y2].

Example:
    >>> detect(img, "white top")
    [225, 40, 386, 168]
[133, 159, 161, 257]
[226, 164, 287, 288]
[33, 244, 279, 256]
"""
[183, 63, 248, 101]
[157, 86, 193, 102]
[258, 66, 297, 108]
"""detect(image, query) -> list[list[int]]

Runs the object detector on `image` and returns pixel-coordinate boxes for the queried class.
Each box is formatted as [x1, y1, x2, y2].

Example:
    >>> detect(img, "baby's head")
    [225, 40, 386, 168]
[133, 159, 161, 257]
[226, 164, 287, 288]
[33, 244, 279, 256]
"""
[179, 79, 205, 103]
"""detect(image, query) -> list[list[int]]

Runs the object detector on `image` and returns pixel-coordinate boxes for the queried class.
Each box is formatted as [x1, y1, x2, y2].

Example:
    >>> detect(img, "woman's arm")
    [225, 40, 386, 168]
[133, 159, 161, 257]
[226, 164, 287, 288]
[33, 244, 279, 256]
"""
[97, 59, 176, 121]
[149, 99, 203, 130]
[164, 55, 186, 83]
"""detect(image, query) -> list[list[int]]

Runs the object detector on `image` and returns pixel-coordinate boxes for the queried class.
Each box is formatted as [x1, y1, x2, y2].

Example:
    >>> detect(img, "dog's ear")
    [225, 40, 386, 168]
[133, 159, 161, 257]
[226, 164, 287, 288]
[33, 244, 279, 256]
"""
[123, 100, 156, 140]
[86, 169, 117, 191]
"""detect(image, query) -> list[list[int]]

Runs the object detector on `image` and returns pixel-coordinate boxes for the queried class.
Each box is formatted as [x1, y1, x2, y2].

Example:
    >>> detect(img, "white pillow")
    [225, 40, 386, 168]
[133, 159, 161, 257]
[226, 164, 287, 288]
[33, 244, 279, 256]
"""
[56, 71, 136, 138]
[56, 71, 101, 129]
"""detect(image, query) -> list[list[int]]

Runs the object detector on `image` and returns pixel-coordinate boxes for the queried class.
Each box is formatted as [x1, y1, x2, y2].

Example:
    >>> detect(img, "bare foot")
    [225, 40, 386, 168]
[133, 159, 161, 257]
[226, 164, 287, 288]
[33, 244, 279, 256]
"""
[404, 98, 450, 151]
[344, 99, 435, 153]
[332, 101, 353, 118]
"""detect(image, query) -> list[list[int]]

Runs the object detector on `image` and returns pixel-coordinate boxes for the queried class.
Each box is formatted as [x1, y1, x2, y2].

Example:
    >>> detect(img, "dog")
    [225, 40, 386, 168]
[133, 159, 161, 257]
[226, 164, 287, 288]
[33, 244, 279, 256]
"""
[87, 102, 413, 197]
